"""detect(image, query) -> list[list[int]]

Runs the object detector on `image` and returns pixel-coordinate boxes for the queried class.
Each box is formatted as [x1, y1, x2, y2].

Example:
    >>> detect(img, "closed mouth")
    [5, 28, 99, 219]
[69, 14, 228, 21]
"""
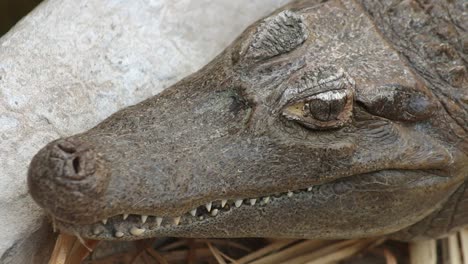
[56, 184, 319, 239]
[52, 169, 448, 240]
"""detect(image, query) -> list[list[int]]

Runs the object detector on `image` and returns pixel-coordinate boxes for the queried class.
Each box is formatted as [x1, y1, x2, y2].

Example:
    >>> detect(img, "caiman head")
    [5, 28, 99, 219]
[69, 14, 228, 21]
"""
[28, 0, 467, 240]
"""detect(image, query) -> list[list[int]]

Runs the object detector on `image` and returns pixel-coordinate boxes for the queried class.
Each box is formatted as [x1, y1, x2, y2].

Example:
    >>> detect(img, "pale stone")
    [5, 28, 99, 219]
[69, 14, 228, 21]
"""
[0, 0, 290, 262]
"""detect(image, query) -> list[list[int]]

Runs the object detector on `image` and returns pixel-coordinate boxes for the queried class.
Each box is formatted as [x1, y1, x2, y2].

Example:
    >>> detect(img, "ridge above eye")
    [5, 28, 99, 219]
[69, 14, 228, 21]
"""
[232, 10, 309, 64]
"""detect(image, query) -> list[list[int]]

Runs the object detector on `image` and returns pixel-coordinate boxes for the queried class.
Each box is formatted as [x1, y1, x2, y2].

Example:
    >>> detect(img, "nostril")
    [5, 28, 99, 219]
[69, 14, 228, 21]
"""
[57, 142, 77, 154]
[49, 139, 96, 179]
[72, 156, 81, 174]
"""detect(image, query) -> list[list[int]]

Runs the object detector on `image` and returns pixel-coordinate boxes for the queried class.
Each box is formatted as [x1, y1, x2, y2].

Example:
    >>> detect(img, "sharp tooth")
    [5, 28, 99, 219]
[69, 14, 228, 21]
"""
[211, 209, 219, 216]
[156, 217, 163, 227]
[130, 227, 145, 236]
[93, 227, 103, 235]
[307, 187, 313, 191]
[123, 214, 129, 220]
[221, 199, 227, 208]
[250, 199, 257, 205]
[101, 219, 108, 225]
[141, 215, 148, 224]
[174, 216, 181, 225]
[262, 197, 270, 204]
[287, 191, 293, 197]
[115, 231, 124, 238]
[235, 199, 243, 207]
[205, 202, 212, 212]
[190, 209, 197, 217]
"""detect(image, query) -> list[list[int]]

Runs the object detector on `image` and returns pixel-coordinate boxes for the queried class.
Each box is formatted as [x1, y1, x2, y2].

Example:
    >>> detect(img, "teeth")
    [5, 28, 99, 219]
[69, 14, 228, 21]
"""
[211, 209, 219, 216]
[206, 202, 212, 212]
[188, 188, 317, 220]
[156, 217, 163, 227]
[141, 215, 148, 224]
[173, 216, 181, 225]
[101, 219, 108, 225]
[115, 231, 124, 238]
[92, 227, 103, 235]
[123, 214, 129, 220]
[130, 227, 145, 236]
[190, 209, 197, 217]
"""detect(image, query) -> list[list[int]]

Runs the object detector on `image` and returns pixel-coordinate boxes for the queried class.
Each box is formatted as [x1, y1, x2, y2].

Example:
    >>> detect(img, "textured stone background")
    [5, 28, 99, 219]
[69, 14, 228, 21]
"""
[0, 0, 290, 261]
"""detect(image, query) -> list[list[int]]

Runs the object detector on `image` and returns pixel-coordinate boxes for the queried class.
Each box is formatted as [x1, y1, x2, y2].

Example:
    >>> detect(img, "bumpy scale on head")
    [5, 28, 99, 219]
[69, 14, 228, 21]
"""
[240, 10, 309, 61]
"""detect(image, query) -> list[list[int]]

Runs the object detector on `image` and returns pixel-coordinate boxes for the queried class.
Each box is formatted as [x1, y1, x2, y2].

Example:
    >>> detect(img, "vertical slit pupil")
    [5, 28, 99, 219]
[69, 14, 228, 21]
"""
[308, 96, 347, 122]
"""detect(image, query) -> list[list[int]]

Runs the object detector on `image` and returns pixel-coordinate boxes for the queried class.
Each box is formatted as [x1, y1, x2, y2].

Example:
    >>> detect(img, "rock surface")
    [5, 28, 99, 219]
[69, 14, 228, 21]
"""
[0, 0, 289, 262]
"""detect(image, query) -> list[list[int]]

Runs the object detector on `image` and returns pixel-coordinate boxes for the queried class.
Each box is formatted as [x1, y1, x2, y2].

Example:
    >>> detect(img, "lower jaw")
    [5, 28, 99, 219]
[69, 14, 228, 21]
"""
[55, 170, 456, 240]
[56, 184, 321, 240]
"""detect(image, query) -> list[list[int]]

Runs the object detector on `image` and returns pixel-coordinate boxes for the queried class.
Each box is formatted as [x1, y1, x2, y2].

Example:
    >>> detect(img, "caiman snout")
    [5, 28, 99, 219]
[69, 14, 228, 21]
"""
[28, 138, 111, 222]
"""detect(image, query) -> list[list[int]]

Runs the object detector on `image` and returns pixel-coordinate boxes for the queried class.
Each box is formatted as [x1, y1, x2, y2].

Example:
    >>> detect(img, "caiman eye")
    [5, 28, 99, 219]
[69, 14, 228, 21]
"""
[282, 89, 353, 130]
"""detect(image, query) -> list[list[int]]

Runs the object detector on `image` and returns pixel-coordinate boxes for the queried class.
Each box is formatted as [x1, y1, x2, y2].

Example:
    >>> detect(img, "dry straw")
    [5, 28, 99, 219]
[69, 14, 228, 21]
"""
[48, 227, 468, 264]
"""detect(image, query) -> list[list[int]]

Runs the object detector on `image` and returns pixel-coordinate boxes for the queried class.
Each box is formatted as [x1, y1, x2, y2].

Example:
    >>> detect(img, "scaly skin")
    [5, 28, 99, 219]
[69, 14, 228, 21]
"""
[28, 0, 467, 241]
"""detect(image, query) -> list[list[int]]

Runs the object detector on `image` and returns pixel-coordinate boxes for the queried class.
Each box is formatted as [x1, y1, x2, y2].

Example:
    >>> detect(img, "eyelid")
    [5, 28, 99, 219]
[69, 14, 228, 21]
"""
[283, 88, 353, 111]
[311, 90, 348, 101]
[277, 66, 354, 108]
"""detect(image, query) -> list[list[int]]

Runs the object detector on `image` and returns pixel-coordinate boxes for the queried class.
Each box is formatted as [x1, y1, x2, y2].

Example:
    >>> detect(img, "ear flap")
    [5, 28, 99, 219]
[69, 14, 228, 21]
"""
[234, 10, 309, 63]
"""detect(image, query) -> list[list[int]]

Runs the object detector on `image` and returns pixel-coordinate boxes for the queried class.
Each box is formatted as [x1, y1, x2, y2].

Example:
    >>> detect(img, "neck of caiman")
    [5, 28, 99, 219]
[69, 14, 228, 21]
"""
[359, 0, 467, 149]
[357, 0, 468, 240]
